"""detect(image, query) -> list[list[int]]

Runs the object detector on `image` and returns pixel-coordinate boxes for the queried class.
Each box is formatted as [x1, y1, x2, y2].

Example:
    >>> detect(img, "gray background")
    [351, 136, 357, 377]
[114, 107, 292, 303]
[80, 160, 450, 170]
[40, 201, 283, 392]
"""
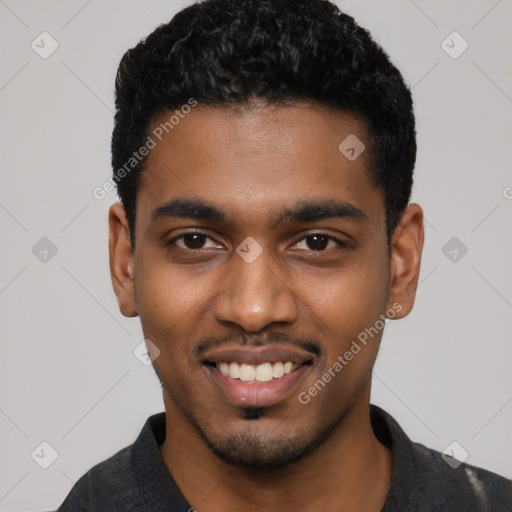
[1, 0, 511, 510]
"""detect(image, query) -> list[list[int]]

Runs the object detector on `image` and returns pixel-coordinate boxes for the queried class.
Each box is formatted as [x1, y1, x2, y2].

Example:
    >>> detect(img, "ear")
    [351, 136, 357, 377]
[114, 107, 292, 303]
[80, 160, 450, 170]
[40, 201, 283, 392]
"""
[109, 203, 138, 317]
[386, 203, 424, 319]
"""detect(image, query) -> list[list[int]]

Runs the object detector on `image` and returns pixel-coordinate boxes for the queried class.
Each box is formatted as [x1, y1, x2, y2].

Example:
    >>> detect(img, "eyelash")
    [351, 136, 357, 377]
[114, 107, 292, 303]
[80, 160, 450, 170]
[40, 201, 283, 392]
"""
[167, 231, 221, 250]
[166, 230, 349, 252]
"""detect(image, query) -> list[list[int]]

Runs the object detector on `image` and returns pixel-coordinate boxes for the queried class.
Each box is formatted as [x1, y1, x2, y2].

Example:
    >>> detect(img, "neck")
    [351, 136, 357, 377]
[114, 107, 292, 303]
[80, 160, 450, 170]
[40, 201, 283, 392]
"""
[160, 384, 392, 512]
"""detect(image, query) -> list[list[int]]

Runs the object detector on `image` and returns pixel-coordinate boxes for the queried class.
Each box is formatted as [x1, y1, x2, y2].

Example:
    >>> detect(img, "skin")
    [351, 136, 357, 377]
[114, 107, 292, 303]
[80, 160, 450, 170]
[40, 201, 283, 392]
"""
[109, 102, 424, 512]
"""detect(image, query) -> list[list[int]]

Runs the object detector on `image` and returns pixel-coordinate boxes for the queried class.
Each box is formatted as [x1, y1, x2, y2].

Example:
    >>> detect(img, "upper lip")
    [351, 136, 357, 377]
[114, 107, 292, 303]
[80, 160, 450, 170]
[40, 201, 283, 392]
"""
[201, 345, 316, 366]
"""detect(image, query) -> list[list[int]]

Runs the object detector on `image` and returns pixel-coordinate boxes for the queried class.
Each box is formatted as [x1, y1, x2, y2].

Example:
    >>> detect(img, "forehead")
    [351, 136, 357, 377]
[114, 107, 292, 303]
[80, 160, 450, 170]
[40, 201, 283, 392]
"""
[137, 103, 385, 230]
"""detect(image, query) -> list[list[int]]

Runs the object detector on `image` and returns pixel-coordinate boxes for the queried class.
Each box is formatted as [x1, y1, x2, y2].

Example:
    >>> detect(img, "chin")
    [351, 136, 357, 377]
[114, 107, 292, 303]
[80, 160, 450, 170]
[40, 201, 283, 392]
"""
[205, 433, 313, 471]
[196, 406, 345, 472]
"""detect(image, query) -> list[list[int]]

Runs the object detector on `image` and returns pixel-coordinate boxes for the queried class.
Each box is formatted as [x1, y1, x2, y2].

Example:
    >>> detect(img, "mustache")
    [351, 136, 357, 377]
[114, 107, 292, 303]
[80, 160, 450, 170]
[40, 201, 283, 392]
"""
[194, 330, 322, 359]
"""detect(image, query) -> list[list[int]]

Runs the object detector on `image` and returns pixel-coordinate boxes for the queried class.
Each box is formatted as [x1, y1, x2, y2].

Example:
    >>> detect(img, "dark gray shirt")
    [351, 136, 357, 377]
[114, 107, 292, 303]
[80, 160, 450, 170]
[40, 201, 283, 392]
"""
[58, 405, 511, 511]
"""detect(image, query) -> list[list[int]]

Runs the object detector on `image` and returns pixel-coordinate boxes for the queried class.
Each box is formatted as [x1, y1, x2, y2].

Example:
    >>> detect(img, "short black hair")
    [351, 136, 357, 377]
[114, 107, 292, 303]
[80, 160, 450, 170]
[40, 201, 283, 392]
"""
[112, 0, 416, 246]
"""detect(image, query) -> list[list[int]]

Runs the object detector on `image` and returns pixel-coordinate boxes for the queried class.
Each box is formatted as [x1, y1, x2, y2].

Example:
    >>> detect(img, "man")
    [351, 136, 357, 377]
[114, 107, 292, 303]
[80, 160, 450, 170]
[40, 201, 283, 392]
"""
[59, 0, 511, 510]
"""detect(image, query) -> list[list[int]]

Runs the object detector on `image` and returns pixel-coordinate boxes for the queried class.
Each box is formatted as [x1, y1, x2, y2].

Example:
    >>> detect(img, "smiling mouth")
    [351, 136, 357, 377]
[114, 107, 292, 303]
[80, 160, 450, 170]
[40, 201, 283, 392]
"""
[206, 361, 306, 382]
[200, 344, 317, 407]
[202, 350, 315, 407]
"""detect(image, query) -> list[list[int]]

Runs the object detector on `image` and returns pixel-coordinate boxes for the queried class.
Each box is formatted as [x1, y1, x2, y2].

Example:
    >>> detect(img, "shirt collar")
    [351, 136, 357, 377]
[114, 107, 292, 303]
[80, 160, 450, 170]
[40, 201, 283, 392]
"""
[133, 404, 439, 510]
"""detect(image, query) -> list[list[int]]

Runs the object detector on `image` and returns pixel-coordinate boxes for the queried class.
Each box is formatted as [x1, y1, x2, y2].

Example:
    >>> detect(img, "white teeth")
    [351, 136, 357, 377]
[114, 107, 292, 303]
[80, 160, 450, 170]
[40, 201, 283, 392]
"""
[272, 361, 284, 378]
[255, 363, 273, 382]
[283, 362, 294, 374]
[228, 361, 240, 379]
[240, 364, 255, 382]
[218, 362, 229, 376]
[216, 361, 299, 381]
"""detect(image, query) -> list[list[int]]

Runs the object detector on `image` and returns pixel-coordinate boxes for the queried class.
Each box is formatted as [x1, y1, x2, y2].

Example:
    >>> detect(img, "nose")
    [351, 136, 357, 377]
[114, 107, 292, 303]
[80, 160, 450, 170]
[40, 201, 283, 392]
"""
[212, 250, 298, 332]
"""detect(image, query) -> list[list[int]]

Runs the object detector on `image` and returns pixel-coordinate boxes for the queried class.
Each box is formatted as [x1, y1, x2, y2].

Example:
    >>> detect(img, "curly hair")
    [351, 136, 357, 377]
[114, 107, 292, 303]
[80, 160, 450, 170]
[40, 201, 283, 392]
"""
[112, 0, 416, 245]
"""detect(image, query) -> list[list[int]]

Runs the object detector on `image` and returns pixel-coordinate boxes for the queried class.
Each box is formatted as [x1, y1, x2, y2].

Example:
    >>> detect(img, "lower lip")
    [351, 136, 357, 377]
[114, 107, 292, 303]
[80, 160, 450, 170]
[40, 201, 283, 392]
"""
[205, 365, 310, 408]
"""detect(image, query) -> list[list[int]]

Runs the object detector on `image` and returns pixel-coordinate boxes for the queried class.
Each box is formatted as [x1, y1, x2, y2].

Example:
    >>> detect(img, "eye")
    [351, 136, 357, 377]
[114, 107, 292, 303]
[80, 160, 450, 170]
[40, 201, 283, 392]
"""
[168, 232, 220, 250]
[292, 233, 346, 252]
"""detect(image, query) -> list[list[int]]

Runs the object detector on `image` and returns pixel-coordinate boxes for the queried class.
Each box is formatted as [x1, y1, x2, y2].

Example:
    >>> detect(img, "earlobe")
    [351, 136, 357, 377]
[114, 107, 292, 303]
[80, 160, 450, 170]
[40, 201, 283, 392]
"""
[387, 204, 424, 319]
[109, 203, 138, 317]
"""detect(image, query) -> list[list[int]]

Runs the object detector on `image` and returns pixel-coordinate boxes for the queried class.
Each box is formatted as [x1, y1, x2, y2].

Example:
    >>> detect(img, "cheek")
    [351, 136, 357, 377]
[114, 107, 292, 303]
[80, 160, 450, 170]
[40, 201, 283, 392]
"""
[133, 254, 215, 373]
[294, 254, 389, 373]
[299, 255, 389, 331]
[135, 247, 216, 324]
[135, 265, 206, 396]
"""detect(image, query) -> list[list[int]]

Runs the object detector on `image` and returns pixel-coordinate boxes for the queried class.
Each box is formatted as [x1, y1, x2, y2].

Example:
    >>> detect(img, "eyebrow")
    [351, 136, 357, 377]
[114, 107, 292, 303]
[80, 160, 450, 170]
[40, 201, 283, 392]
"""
[150, 197, 367, 226]
[151, 198, 227, 223]
[270, 200, 368, 226]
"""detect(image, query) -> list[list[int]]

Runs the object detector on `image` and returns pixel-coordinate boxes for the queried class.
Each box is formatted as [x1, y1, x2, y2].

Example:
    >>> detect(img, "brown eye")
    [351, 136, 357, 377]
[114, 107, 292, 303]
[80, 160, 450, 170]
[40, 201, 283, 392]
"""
[291, 233, 348, 253]
[180, 233, 207, 249]
[167, 231, 221, 251]
[305, 234, 330, 251]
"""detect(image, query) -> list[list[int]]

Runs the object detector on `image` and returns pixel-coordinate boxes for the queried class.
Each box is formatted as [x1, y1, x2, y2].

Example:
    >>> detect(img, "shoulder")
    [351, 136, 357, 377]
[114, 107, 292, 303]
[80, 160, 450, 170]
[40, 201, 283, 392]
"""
[413, 441, 511, 511]
[414, 443, 512, 512]
[371, 405, 511, 511]
[57, 413, 172, 511]
[57, 444, 137, 511]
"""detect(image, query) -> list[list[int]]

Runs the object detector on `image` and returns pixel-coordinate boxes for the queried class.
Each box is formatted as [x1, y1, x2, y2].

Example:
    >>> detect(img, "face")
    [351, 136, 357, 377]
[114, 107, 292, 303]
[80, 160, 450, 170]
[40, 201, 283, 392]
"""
[109, 103, 423, 470]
